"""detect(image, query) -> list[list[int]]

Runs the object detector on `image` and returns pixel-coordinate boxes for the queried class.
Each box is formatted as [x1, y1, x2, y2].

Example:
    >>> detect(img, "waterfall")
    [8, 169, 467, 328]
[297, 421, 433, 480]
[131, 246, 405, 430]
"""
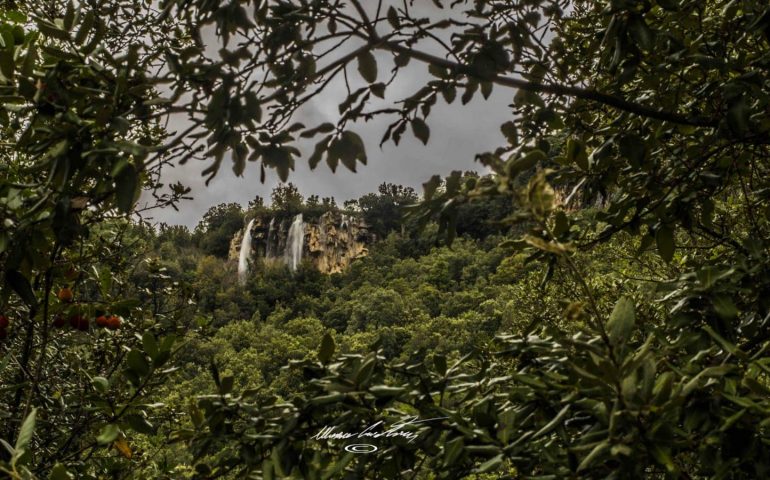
[340, 214, 348, 230]
[265, 218, 276, 259]
[284, 213, 304, 271]
[237, 218, 256, 284]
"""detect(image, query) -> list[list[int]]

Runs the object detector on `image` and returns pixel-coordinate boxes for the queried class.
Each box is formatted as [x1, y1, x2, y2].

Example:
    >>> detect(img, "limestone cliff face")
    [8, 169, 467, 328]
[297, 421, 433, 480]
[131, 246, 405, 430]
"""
[306, 212, 373, 274]
[230, 211, 374, 274]
[228, 229, 244, 260]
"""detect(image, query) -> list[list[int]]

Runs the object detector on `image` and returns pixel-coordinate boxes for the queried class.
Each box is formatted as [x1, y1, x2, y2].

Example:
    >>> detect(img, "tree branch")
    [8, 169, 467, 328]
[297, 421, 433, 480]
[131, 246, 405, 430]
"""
[376, 40, 717, 128]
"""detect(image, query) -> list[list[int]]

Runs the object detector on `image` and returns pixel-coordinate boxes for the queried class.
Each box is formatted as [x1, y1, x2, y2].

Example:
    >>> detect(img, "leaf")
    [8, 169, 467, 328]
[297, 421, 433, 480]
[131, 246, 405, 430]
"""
[386, 6, 399, 28]
[607, 296, 635, 345]
[263, 146, 294, 182]
[577, 441, 609, 472]
[628, 16, 654, 50]
[500, 121, 518, 144]
[531, 404, 571, 439]
[127, 350, 150, 376]
[523, 234, 569, 254]
[308, 138, 328, 170]
[475, 454, 503, 474]
[97, 424, 119, 445]
[441, 84, 456, 104]
[411, 118, 430, 145]
[5, 270, 37, 309]
[726, 96, 749, 136]
[300, 123, 335, 139]
[15, 408, 36, 453]
[219, 375, 234, 395]
[92, 376, 109, 393]
[318, 332, 335, 364]
[444, 437, 464, 465]
[655, 225, 675, 262]
[394, 52, 410, 67]
[434, 354, 447, 375]
[357, 51, 377, 83]
[50, 463, 73, 480]
[114, 439, 132, 459]
[33, 17, 70, 41]
[336, 130, 367, 172]
[461, 81, 477, 104]
[506, 149, 545, 177]
[480, 81, 493, 99]
[566, 138, 588, 170]
[114, 163, 139, 214]
[142, 332, 159, 361]
[370, 82, 386, 98]
[423, 175, 441, 200]
[712, 295, 738, 320]
[650, 445, 678, 474]
[74, 10, 95, 45]
[369, 385, 406, 397]
[0, 51, 13, 81]
[126, 415, 155, 435]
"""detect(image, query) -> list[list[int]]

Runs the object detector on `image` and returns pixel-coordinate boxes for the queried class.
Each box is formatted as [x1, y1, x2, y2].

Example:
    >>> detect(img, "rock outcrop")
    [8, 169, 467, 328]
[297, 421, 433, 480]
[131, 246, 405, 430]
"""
[230, 211, 374, 275]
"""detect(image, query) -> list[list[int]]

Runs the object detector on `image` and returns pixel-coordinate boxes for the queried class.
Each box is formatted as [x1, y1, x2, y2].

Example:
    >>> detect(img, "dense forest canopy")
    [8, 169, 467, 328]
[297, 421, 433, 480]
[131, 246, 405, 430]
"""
[1, 0, 770, 478]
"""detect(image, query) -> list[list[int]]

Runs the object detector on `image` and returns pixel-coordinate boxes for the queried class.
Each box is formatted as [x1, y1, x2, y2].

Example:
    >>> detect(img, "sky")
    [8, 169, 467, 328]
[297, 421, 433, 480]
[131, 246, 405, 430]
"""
[139, 4, 515, 229]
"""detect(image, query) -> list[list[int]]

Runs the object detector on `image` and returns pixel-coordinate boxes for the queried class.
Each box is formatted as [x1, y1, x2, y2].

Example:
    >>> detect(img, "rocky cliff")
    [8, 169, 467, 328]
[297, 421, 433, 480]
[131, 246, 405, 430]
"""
[230, 211, 374, 275]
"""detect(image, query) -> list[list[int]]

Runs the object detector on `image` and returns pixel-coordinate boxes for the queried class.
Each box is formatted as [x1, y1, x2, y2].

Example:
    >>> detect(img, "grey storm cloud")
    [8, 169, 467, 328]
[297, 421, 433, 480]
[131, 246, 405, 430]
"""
[140, 3, 516, 228]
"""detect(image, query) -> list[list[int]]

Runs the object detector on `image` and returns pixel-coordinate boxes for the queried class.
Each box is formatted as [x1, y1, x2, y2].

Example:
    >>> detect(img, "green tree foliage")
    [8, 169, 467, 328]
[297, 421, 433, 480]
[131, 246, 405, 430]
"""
[357, 183, 419, 238]
[270, 183, 304, 216]
[192, 203, 244, 258]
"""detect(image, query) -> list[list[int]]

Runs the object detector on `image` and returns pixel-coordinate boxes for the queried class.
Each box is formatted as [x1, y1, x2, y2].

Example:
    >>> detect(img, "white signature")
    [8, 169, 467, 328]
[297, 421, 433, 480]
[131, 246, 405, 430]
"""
[312, 416, 447, 449]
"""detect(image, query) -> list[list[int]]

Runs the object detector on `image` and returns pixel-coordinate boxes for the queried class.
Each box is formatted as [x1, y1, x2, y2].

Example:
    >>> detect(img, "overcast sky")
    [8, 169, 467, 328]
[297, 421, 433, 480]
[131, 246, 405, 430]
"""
[140, 4, 515, 229]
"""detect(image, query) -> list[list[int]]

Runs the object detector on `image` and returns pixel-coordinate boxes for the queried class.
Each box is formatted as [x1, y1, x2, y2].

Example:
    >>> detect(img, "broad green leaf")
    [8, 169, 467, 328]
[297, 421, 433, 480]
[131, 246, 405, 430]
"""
[577, 441, 609, 472]
[318, 332, 335, 364]
[531, 404, 571, 439]
[655, 225, 675, 262]
[126, 415, 155, 435]
[357, 50, 377, 83]
[506, 149, 545, 177]
[14, 408, 36, 453]
[712, 294, 738, 320]
[114, 163, 139, 214]
[92, 376, 109, 393]
[50, 463, 73, 480]
[142, 332, 159, 361]
[475, 453, 503, 473]
[127, 350, 150, 376]
[607, 296, 635, 345]
[97, 424, 119, 445]
[219, 375, 234, 395]
[411, 118, 430, 145]
[566, 138, 588, 170]
[5, 270, 37, 308]
[423, 175, 441, 200]
[434, 354, 447, 375]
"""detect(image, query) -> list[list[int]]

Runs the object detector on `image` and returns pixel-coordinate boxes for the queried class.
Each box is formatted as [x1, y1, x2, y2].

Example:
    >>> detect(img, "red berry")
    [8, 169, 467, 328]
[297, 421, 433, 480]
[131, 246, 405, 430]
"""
[52, 314, 66, 328]
[69, 314, 89, 331]
[106, 315, 122, 330]
[0, 315, 9, 328]
[58, 287, 74, 303]
[96, 315, 109, 327]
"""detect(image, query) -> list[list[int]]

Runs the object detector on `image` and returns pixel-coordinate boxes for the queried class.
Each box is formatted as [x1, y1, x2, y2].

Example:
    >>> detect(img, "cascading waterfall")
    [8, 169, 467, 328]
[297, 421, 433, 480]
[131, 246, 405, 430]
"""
[237, 218, 256, 284]
[265, 218, 276, 259]
[284, 213, 305, 271]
